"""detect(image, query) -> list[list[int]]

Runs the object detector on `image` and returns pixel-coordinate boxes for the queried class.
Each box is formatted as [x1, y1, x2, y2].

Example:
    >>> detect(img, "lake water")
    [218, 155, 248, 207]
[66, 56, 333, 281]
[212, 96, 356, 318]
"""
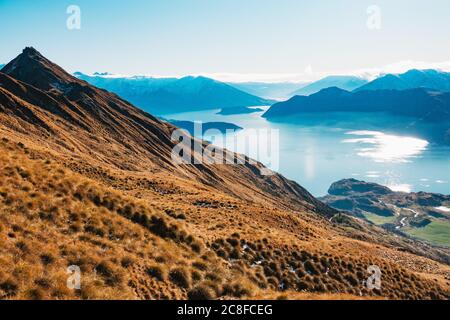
[163, 108, 450, 197]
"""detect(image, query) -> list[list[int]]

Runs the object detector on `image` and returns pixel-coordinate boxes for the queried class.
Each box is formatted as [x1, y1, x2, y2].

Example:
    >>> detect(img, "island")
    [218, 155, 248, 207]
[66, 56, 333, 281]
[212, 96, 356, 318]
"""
[164, 119, 243, 135]
[216, 106, 265, 115]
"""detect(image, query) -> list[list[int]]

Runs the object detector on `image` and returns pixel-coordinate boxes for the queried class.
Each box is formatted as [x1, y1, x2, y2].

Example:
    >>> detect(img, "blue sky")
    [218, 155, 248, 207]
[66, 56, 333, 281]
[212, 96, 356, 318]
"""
[1, 0, 450, 82]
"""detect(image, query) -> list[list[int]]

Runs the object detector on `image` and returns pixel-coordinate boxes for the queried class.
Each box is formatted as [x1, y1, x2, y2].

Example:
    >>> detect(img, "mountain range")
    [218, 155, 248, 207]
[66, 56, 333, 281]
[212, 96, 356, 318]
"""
[228, 82, 307, 101]
[263, 87, 450, 144]
[290, 76, 368, 96]
[264, 87, 450, 120]
[356, 69, 450, 92]
[71, 69, 450, 116]
[74, 72, 272, 115]
[0, 48, 449, 300]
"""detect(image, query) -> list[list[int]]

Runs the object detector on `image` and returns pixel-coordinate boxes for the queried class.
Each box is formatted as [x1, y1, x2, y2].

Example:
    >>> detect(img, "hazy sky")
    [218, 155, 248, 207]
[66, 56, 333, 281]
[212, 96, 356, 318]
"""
[1, 0, 450, 82]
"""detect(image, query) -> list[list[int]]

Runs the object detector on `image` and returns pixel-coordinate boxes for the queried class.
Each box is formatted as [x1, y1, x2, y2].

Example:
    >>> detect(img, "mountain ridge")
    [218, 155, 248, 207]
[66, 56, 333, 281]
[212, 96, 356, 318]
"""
[355, 69, 450, 92]
[290, 76, 368, 96]
[74, 71, 272, 115]
[0, 47, 330, 213]
[262, 86, 450, 145]
[263, 86, 450, 120]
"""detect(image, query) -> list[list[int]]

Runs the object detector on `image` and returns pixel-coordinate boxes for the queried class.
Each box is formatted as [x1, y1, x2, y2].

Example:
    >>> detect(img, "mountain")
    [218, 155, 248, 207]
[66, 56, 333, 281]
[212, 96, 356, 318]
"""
[355, 69, 450, 92]
[0, 47, 449, 300]
[264, 87, 450, 120]
[228, 82, 306, 101]
[1, 47, 320, 208]
[263, 87, 450, 144]
[290, 76, 368, 96]
[74, 72, 272, 115]
[0, 64, 4, 69]
[321, 179, 450, 247]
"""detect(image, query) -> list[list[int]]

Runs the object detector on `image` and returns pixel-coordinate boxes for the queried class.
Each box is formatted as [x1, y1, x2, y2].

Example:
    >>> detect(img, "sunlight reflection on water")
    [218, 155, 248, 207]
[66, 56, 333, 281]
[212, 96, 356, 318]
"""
[342, 130, 429, 163]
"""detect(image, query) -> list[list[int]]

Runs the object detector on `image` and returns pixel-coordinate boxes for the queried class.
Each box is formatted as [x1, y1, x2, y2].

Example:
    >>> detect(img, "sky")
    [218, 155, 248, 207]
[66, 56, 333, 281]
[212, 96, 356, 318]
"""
[1, 0, 450, 82]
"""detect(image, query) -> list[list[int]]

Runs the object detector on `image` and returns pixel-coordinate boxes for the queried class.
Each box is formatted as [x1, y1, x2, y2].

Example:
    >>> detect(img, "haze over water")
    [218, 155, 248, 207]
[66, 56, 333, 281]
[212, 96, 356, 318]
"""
[165, 108, 450, 197]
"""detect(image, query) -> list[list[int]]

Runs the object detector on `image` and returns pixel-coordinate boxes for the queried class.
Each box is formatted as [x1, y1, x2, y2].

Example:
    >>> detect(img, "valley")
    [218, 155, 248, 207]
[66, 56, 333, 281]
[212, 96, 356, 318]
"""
[320, 179, 450, 247]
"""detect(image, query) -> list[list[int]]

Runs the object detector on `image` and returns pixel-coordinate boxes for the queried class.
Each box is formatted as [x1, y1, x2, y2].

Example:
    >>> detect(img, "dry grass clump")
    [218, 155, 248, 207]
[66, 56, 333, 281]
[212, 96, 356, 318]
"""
[0, 276, 19, 299]
[222, 280, 255, 298]
[146, 265, 167, 281]
[187, 284, 216, 300]
[169, 267, 191, 289]
[95, 261, 124, 286]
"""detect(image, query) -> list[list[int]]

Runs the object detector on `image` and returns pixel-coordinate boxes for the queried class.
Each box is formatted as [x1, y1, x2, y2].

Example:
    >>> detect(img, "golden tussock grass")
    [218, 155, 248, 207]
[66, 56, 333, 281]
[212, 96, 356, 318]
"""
[0, 136, 449, 300]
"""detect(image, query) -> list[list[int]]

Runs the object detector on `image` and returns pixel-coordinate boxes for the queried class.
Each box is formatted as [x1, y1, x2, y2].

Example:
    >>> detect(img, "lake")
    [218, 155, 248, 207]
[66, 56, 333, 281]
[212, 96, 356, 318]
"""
[163, 108, 450, 197]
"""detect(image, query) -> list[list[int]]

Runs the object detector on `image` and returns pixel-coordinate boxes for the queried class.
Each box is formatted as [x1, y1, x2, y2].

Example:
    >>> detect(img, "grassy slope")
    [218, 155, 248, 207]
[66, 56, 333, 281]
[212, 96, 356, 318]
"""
[405, 221, 450, 247]
[363, 213, 396, 225]
[0, 136, 449, 300]
[0, 138, 254, 300]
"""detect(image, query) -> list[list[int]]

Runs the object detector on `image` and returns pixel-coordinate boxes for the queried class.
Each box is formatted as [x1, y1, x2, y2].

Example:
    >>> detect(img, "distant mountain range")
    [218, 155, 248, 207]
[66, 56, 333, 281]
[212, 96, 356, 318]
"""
[228, 82, 306, 100]
[263, 87, 450, 144]
[355, 69, 450, 92]
[74, 72, 272, 115]
[290, 76, 368, 96]
[264, 87, 450, 120]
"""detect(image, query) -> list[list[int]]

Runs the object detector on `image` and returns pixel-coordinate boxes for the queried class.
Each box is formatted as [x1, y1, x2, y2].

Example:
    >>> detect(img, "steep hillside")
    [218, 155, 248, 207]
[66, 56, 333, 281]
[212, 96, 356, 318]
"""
[74, 72, 271, 115]
[1, 138, 449, 300]
[0, 48, 449, 300]
[0, 48, 326, 214]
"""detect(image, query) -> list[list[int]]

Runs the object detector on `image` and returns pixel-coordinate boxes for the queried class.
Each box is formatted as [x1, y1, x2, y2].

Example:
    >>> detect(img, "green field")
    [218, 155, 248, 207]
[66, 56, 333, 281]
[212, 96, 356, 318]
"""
[404, 220, 450, 247]
[363, 212, 396, 225]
